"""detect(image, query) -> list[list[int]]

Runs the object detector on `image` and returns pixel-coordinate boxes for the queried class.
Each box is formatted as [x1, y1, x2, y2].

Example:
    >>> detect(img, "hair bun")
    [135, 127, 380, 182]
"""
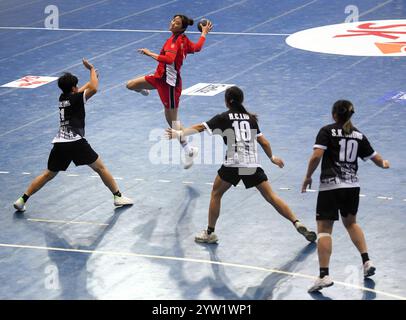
[188, 18, 194, 26]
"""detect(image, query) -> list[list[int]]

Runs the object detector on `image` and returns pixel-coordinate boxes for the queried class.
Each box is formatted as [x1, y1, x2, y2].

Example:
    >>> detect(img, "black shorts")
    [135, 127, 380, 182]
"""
[47, 139, 99, 172]
[316, 187, 360, 221]
[217, 165, 268, 189]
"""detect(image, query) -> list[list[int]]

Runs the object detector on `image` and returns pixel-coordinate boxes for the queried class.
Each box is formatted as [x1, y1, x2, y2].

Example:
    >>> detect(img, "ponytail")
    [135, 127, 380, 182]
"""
[225, 86, 258, 122]
[230, 100, 258, 122]
[332, 100, 355, 135]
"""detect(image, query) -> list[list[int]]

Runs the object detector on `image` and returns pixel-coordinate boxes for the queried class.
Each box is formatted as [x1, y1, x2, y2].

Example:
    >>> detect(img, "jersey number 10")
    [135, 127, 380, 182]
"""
[339, 139, 358, 162]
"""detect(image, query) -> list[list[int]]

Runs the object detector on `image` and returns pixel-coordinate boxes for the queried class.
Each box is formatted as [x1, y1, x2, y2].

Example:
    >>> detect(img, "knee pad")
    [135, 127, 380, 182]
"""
[317, 233, 332, 241]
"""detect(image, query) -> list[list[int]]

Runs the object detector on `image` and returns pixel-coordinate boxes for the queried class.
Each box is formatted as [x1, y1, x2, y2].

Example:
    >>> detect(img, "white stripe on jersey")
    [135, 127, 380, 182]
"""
[362, 151, 377, 161]
[314, 144, 327, 150]
[202, 122, 212, 135]
[166, 63, 177, 87]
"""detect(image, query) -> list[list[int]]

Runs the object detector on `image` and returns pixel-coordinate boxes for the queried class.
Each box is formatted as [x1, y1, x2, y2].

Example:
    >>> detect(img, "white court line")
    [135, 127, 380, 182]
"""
[4, 170, 401, 201]
[0, 0, 44, 14]
[0, 0, 180, 64]
[0, 110, 58, 137]
[0, 26, 291, 37]
[377, 196, 393, 200]
[359, 0, 393, 18]
[27, 218, 109, 226]
[0, 242, 404, 300]
[0, 32, 157, 133]
[244, 0, 319, 32]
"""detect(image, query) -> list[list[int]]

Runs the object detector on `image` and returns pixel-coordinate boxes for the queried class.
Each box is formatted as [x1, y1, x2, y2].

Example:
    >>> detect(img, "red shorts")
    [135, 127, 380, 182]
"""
[145, 75, 182, 109]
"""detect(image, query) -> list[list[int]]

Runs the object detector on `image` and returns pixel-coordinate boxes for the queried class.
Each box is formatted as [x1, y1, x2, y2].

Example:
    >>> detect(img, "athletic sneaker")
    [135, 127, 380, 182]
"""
[139, 89, 150, 96]
[308, 276, 334, 293]
[295, 221, 317, 242]
[363, 260, 376, 278]
[195, 230, 218, 244]
[13, 197, 26, 212]
[183, 147, 199, 169]
[114, 195, 134, 207]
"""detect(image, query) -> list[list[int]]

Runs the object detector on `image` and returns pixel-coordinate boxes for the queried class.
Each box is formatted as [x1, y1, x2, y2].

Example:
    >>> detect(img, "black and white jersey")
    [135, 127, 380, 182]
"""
[203, 109, 262, 167]
[314, 123, 376, 191]
[52, 91, 87, 143]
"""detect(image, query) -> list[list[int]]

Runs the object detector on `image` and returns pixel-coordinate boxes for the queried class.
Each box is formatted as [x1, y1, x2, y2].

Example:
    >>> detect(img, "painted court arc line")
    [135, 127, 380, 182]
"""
[0, 242, 404, 300]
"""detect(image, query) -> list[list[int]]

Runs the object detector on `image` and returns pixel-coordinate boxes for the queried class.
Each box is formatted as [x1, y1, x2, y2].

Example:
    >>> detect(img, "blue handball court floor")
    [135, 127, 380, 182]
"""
[0, 0, 405, 300]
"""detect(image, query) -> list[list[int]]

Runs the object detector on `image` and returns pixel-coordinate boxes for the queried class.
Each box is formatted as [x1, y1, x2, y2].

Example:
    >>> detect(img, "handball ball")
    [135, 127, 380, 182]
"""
[198, 18, 210, 32]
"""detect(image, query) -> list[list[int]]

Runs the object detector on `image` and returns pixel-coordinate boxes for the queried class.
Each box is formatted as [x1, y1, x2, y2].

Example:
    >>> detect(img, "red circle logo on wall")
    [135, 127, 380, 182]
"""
[286, 20, 406, 56]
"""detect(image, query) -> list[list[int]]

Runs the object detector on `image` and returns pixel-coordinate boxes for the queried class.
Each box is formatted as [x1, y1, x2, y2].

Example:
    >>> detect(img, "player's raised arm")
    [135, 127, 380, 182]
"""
[79, 58, 98, 100]
[187, 20, 213, 53]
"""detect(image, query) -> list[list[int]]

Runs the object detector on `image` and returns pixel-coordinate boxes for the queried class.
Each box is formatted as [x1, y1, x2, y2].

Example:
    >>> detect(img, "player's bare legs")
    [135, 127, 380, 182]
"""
[13, 170, 58, 212]
[126, 76, 154, 94]
[342, 214, 375, 277]
[308, 220, 335, 292]
[317, 220, 334, 268]
[208, 175, 232, 228]
[195, 175, 232, 243]
[256, 181, 297, 222]
[88, 157, 119, 194]
[342, 215, 367, 253]
[88, 157, 133, 206]
[256, 181, 316, 242]
[25, 170, 58, 197]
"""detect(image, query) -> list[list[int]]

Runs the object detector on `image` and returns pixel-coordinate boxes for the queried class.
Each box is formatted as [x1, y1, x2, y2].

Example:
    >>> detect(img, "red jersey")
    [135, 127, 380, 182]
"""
[153, 34, 206, 87]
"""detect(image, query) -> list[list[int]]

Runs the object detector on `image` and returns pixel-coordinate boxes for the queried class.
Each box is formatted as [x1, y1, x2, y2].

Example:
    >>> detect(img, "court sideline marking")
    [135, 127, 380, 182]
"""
[0, 242, 404, 300]
[0, 26, 291, 36]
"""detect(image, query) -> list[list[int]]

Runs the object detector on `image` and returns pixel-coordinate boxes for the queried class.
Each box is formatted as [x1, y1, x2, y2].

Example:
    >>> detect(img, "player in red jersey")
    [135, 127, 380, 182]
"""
[126, 14, 213, 169]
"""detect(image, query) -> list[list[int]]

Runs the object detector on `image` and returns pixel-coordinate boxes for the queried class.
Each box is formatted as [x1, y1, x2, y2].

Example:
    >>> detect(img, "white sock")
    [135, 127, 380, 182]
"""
[181, 141, 192, 154]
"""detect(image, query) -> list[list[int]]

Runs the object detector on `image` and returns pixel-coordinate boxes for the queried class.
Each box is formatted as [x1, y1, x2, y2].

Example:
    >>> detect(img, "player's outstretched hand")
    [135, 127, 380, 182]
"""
[301, 177, 312, 193]
[271, 156, 284, 168]
[82, 58, 94, 70]
[165, 128, 181, 140]
[138, 48, 152, 56]
[201, 21, 213, 35]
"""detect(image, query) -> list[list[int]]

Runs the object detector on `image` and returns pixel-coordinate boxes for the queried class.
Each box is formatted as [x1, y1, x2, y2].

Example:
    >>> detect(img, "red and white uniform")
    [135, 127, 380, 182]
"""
[145, 34, 206, 109]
